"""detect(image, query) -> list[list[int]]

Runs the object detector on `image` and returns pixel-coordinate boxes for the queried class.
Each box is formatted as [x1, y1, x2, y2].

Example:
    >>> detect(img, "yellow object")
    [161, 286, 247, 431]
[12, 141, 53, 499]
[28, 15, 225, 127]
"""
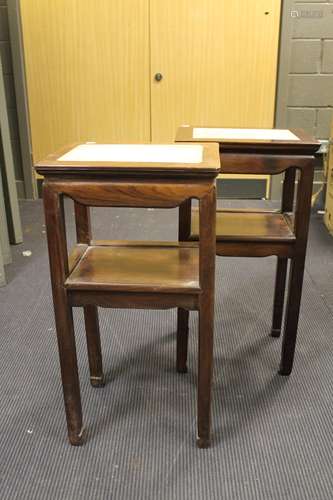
[21, 0, 281, 180]
[20, 0, 151, 162]
[150, 0, 281, 142]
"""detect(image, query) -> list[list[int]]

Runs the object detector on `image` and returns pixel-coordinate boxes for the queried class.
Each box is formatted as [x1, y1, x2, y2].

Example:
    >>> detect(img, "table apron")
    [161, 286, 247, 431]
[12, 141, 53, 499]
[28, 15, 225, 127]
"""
[220, 153, 317, 175]
[44, 180, 215, 208]
[68, 290, 200, 310]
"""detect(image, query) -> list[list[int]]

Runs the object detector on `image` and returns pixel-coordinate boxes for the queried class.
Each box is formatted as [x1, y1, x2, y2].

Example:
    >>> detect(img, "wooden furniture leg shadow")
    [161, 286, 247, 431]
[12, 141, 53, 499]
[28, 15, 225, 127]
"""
[176, 126, 320, 376]
[37, 142, 220, 448]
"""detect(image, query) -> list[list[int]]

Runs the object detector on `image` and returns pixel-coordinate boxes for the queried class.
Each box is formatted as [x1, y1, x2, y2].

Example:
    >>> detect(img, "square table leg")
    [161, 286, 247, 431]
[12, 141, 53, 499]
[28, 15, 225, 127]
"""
[197, 187, 216, 448]
[44, 184, 84, 445]
[279, 166, 314, 375]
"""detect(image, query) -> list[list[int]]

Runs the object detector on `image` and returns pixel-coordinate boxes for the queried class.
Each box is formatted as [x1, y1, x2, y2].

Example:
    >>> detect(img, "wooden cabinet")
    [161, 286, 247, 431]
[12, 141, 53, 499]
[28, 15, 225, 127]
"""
[20, 0, 281, 162]
[20, 0, 151, 161]
[150, 0, 281, 142]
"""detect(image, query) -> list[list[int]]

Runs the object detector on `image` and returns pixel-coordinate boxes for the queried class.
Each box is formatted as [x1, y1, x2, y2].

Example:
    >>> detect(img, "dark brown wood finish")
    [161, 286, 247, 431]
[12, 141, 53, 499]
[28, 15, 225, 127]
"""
[279, 166, 314, 375]
[216, 153, 315, 175]
[190, 210, 295, 242]
[65, 244, 201, 293]
[176, 125, 320, 376]
[46, 179, 215, 208]
[37, 142, 219, 448]
[169, 188, 218, 448]
[43, 184, 84, 445]
[68, 290, 200, 311]
[197, 187, 216, 448]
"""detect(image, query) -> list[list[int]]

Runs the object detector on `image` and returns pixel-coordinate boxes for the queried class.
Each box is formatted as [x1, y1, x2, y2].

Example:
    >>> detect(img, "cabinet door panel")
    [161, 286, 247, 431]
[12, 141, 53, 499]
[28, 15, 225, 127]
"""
[150, 0, 281, 142]
[20, 0, 150, 162]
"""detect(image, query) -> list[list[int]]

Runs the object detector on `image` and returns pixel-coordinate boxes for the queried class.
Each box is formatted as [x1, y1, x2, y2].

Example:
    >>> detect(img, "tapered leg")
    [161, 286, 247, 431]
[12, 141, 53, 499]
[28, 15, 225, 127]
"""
[271, 257, 288, 337]
[84, 305, 105, 387]
[176, 308, 189, 373]
[279, 256, 306, 375]
[197, 188, 216, 448]
[44, 185, 84, 445]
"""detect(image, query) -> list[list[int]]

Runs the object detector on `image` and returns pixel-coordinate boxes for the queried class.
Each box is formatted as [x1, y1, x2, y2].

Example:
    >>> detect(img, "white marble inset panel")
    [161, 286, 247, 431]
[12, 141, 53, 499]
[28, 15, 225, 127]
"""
[193, 128, 300, 141]
[59, 144, 204, 163]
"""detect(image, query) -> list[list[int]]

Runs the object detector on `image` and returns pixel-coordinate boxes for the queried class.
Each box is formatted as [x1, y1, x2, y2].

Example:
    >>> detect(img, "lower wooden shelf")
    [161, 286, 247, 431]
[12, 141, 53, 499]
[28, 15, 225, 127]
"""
[191, 209, 295, 243]
[66, 241, 200, 293]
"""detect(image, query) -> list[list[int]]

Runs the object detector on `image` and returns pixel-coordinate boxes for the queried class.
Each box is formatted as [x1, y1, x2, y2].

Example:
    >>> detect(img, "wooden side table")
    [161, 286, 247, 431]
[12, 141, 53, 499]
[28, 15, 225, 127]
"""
[35, 142, 220, 448]
[176, 126, 320, 376]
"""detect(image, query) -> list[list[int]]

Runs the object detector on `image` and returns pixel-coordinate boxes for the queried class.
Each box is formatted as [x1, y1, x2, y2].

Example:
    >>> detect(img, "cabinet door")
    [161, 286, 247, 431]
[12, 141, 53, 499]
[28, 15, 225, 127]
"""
[20, 0, 150, 162]
[150, 0, 281, 142]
